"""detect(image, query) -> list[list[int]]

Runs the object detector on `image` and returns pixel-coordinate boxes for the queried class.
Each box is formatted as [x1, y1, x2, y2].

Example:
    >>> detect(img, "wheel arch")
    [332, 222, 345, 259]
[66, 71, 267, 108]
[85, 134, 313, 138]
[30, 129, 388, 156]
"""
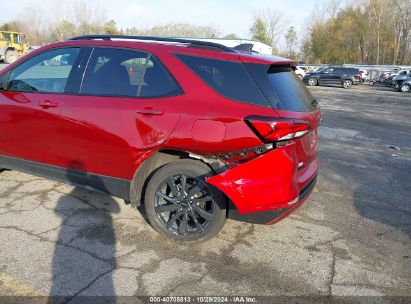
[129, 149, 226, 208]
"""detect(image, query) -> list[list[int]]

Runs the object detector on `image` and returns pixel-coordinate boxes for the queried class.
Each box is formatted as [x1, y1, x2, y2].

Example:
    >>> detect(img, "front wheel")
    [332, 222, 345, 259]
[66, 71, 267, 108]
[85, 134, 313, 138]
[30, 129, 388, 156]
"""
[308, 77, 318, 86]
[400, 84, 410, 93]
[343, 79, 352, 89]
[144, 159, 226, 243]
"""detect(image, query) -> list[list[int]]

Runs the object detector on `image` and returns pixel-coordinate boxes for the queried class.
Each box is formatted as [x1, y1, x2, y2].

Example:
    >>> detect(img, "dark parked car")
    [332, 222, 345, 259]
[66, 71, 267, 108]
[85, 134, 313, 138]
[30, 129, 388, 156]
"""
[382, 75, 395, 87]
[304, 67, 361, 88]
[392, 70, 411, 91]
[0, 35, 320, 242]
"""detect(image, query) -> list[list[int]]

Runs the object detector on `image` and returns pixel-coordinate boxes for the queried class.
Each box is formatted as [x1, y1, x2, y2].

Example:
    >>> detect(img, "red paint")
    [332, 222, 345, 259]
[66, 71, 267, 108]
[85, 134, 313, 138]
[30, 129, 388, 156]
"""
[191, 120, 226, 143]
[207, 144, 300, 214]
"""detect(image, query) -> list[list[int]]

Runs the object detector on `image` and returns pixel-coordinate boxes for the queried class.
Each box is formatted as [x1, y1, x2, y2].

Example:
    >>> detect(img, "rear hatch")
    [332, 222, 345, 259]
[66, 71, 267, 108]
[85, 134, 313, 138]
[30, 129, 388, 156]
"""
[202, 55, 321, 213]
[242, 62, 321, 189]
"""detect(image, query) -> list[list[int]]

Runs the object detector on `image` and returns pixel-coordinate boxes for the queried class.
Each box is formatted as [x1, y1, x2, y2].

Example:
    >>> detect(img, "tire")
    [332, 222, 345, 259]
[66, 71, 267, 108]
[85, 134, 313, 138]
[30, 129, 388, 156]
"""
[144, 159, 226, 243]
[342, 79, 352, 89]
[297, 74, 303, 81]
[400, 84, 410, 93]
[308, 77, 318, 86]
[4, 49, 19, 64]
[369, 81, 374, 86]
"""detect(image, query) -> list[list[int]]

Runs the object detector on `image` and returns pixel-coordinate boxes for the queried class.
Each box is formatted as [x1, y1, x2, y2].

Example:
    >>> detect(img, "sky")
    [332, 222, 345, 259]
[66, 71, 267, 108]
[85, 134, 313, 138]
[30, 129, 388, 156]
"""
[1, 0, 317, 39]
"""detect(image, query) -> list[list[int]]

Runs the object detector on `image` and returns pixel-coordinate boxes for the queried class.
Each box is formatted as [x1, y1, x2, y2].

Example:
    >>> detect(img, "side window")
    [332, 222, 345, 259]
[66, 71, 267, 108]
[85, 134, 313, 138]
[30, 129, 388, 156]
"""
[139, 55, 182, 98]
[323, 68, 334, 74]
[81, 48, 181, 98]
[3, 32, 11, 42]
[5, 48, 80, 93]
[334, 68, 343, 75]
[176, 54, 267, 107]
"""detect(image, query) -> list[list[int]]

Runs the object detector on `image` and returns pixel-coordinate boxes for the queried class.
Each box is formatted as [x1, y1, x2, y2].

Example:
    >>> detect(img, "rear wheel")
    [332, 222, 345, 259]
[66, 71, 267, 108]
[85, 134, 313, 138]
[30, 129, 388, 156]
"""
[4, 49, 19, 64]
[144, 159, 226, 243]
[400, 84, 410, 93]
[343, 79, 352, 89]
[308, 77, 318, 86]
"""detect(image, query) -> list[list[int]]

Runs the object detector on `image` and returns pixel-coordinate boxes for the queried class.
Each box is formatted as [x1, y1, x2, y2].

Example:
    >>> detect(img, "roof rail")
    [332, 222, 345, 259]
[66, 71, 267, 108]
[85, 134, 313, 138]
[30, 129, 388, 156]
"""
[67, 35, 236, 53]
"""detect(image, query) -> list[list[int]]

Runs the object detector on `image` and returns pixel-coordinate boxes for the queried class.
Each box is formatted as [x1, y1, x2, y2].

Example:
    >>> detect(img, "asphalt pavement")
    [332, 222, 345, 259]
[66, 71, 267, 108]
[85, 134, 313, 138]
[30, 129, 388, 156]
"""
[0, 84, 410, 302]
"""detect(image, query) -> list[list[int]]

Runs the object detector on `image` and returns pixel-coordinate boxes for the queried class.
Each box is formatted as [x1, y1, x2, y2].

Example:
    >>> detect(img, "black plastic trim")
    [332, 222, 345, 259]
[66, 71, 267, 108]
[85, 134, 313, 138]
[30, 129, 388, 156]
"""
[0, 155, 130, 200]
[67, 35, 236, 53]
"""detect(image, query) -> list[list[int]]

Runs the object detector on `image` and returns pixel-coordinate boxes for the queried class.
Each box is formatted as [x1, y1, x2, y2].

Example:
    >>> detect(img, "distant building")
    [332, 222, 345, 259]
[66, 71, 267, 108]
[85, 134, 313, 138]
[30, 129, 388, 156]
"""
[177, 37, 273, 55]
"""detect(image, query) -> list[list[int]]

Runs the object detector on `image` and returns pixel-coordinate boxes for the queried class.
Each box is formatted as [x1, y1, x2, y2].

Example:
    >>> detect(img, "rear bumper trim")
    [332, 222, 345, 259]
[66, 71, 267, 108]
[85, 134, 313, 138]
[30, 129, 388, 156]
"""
[227, 174, 317, 225]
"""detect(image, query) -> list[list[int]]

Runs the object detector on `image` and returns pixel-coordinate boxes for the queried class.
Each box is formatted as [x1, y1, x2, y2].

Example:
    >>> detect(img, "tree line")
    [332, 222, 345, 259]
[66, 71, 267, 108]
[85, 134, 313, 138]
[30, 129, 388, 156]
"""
[1, 0, 410, 65]
[248, 0, 410, 65]
[301, 0, 411, 65]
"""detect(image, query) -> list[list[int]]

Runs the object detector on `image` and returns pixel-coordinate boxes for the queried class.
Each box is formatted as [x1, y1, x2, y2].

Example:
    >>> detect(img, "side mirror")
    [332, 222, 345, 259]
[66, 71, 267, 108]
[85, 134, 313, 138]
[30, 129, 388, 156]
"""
[0, 82, 5, 91]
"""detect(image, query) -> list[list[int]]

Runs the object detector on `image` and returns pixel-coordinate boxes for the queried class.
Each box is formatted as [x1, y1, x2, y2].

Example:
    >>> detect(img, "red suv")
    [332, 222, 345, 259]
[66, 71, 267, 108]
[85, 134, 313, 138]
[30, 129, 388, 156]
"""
[0, 35, 320, 242]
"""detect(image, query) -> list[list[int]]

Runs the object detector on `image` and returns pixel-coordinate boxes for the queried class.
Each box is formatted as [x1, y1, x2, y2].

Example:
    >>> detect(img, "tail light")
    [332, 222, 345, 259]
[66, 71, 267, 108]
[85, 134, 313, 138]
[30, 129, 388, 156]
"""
[245, 116, 311, 142]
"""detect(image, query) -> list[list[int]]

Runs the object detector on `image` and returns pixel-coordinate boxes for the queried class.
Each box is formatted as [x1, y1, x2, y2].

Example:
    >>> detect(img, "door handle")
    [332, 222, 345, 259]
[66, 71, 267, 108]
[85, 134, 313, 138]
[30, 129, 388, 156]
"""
[39, 100, 58, 108]
[136, 107, 163, 115]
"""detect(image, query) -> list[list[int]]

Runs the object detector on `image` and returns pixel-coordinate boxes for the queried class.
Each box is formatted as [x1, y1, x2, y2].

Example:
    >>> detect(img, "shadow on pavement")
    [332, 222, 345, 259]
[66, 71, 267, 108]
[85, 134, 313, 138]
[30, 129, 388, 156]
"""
[48, 160, 120, 303]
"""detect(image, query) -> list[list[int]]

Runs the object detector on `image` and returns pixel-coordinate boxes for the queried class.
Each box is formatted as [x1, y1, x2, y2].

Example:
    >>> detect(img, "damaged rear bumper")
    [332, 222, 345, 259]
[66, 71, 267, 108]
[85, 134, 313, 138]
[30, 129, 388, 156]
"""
[206, 143, 318, 224]
[227, 174, 317, 225]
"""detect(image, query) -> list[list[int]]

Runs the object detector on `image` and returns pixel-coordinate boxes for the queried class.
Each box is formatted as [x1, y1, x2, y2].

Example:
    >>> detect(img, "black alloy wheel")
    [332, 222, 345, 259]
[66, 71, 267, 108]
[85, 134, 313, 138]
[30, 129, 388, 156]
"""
[144, 160, 226, 242]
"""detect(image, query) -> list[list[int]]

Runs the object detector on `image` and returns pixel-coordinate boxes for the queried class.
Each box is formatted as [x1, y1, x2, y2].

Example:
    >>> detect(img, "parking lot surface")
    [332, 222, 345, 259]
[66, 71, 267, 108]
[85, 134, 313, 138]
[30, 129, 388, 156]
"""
[0, 85, 410, 300]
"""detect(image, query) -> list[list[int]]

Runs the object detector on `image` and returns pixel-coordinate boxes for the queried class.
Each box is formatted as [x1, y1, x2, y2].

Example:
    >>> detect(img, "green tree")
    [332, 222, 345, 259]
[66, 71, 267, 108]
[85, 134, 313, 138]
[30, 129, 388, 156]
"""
[104, 20, 121, 35]
[250, 17, 271, 46]
[285, 26, 297, 58]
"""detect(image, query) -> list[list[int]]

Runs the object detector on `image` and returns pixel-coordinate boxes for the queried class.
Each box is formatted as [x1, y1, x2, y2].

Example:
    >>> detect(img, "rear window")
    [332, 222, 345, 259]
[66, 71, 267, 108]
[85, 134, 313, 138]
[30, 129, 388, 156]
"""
[176, 54, 269, 107]
[244, 64, 316, 112]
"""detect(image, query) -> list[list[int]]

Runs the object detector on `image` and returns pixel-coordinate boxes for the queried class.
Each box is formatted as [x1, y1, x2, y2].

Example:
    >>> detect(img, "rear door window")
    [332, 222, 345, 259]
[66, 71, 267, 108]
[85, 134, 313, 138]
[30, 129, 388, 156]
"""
[176, 54, 269, 107]
[81, 48, 182, 98]
[322, 68, 334, 74]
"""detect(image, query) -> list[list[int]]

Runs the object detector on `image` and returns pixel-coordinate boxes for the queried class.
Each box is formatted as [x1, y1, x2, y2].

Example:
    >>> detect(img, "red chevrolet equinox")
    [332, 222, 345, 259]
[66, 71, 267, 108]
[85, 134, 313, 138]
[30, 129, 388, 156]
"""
[0, 35, 320, 242]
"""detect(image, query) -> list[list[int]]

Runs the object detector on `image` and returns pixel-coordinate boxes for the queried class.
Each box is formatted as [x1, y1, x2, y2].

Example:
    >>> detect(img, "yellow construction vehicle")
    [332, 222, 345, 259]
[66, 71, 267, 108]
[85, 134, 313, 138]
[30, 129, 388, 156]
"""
[0, 31, 29, 64]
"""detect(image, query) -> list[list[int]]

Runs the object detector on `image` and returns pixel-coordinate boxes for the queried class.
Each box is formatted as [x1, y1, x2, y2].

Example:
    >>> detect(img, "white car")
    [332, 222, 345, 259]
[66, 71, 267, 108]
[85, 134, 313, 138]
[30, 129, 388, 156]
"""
[295, 66, 306, 80]
[359, 70, 369, 81]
